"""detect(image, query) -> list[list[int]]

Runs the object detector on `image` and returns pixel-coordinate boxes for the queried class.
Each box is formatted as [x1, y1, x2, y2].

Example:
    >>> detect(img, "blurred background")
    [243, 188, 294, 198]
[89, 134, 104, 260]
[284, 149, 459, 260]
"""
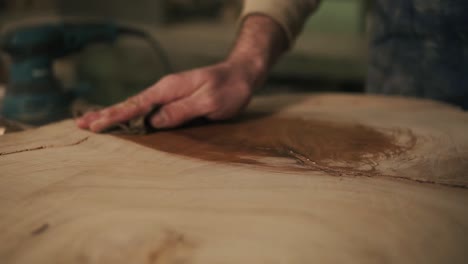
[0, 0, 371, 127]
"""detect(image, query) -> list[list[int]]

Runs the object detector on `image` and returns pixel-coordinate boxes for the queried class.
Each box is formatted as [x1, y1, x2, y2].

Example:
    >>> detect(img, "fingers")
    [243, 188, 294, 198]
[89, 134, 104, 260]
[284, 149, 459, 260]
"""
[75, 74, 195, 133]
[150, 92, 215, 129]
[77, 95, 152, 133]
[74, 67, 249, 132]
[76, 111, 101, 129]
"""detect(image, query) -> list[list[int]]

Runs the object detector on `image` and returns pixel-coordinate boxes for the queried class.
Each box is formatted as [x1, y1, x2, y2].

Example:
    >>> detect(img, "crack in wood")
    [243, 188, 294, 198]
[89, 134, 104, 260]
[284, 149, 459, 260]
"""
[30, 223, 49, 236]
[0, 137, 89, 156]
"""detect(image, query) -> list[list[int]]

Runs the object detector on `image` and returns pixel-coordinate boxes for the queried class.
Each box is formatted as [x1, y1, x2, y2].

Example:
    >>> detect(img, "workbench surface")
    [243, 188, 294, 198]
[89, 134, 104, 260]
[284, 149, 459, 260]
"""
[1, 94, 467, 264]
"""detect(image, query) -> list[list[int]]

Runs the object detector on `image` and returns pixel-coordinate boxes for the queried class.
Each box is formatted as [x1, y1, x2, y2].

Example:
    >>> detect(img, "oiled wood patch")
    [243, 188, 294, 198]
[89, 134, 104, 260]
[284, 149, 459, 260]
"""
[118, 115, 415, 176]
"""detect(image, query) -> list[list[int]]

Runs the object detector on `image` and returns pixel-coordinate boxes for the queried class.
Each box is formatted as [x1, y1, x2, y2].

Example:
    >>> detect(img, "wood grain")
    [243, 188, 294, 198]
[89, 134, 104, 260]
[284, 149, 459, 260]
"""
[1, 93, 467, 264]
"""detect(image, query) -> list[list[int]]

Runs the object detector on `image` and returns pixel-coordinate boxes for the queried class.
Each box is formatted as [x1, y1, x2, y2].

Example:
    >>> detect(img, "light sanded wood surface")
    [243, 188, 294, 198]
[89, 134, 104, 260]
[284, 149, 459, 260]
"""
[1, 93, 468, 264]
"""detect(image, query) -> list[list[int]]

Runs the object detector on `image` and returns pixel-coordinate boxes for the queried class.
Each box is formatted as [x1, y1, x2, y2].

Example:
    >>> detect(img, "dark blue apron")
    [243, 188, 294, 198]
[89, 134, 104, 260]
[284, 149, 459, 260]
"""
[366, 0, 468, 109]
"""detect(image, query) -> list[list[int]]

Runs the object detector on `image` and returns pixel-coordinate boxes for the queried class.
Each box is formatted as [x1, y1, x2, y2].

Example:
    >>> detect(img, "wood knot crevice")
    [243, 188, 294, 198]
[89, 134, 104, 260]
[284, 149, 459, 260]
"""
[148, 229, 196, 264]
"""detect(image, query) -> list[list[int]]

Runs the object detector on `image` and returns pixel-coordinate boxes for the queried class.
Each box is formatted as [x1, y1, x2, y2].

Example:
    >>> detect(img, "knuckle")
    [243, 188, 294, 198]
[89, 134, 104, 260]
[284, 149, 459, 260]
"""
[124, 97, 141, 107]
[160, 74, 181, 85]
[129, 95, 151, 112]
[196, 68, 212, 79]
[204, 74, 222, 87]
[100, 106, 120, 119]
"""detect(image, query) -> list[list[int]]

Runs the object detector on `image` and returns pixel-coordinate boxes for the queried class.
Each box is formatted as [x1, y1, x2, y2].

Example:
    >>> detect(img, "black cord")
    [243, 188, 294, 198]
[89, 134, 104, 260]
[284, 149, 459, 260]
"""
[117, 26, 172, 75]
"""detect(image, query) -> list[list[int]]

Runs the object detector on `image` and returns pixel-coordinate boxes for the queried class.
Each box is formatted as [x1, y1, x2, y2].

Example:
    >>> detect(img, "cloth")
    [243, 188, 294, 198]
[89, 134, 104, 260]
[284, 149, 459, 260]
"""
[72, 100, 152, 134]
[241, 0, 468, 109]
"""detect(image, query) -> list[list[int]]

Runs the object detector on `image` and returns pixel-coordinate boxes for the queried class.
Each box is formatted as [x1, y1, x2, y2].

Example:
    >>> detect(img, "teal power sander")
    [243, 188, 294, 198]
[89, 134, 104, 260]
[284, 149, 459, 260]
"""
[0, 21, 170, 125]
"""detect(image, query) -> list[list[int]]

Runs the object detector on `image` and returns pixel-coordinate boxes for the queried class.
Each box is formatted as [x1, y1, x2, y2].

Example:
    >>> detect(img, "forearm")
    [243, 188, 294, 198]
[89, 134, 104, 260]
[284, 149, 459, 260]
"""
[226, 15, 288, 88]
[226, 0, 321, 89]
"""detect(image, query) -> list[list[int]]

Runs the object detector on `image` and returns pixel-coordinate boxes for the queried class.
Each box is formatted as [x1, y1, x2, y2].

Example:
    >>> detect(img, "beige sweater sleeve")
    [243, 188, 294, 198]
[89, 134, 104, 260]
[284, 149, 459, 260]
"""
[241, 0, 321, 45]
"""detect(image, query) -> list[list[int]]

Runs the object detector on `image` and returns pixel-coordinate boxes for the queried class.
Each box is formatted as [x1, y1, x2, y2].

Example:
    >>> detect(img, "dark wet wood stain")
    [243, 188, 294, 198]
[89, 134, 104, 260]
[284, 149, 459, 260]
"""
[117, 115, 414, 175]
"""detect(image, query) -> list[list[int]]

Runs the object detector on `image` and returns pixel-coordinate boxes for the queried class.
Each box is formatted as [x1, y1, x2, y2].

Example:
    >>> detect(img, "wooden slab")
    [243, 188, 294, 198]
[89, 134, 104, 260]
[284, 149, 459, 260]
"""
[1, 93, 468, 264]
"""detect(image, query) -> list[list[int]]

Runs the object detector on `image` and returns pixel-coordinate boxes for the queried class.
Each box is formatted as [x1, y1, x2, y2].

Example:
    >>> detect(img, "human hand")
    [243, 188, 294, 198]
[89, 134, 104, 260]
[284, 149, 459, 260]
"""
[76, 15, 286, 132]
[76, 60, 265, 132]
